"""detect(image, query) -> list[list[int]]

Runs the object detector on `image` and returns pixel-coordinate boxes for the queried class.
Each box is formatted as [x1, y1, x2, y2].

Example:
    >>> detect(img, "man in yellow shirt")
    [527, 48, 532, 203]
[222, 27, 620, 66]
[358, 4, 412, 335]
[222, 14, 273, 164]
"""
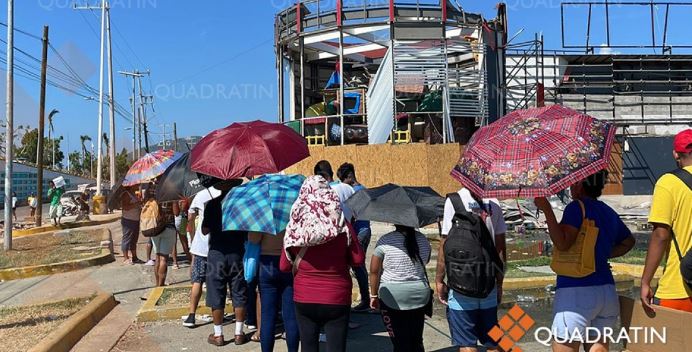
[641, 129, 692, 313]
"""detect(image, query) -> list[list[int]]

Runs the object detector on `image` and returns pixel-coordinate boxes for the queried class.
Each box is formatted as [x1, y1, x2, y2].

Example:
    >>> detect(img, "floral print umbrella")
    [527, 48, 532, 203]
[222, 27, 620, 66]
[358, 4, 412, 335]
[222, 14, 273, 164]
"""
[451, 105, 616, 199]
[122, 150, 183, 187]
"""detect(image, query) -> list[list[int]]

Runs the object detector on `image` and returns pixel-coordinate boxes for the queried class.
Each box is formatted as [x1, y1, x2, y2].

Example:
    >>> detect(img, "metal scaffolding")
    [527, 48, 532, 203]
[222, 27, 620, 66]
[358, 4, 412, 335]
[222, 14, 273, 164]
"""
[274, 0, 506, 146]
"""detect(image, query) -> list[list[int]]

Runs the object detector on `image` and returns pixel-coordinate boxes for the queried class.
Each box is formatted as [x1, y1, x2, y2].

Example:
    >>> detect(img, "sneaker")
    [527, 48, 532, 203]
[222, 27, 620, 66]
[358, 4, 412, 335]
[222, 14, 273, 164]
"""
[144, 260, 155, 266]
[351, 302, 371, 313]
[182, 314, 196, 328]
[244, 323, 257, 331]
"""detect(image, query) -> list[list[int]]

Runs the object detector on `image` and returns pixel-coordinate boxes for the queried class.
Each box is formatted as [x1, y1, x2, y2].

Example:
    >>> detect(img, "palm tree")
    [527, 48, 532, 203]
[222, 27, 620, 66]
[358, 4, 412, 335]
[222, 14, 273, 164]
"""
[102, 133, 109, 156]
[80, 135, 91, 176]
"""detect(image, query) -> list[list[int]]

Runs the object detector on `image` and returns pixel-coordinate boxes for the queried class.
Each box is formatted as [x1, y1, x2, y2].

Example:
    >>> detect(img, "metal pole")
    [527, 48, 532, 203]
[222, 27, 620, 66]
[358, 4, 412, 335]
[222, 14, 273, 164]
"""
[4, 0, 14, 250]
[338, 26, 345, 146]
[173, 122, 178, 151]
[35, 26, 48, 227]
[162, 124, 166, 150]
[106, 2, 116, 188]
[95, 0, 106, 196]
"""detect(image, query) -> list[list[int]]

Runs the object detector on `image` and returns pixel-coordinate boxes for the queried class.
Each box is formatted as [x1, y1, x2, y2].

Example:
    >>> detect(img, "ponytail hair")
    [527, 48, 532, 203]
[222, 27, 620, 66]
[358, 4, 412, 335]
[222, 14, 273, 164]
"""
[395, 225, 419, 260]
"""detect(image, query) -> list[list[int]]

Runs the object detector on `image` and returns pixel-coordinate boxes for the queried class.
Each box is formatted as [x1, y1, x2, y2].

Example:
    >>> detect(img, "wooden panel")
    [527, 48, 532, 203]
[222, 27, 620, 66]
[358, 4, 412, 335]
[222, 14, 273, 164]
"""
[284, 143, 462, 195]
[604, 141, 624, 195]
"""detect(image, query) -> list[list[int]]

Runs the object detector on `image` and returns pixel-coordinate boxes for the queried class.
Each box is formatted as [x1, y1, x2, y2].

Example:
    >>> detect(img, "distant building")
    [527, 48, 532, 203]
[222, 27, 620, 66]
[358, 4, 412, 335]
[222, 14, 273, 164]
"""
[0, 160, 96, 206]
[153, 136, 202, 153]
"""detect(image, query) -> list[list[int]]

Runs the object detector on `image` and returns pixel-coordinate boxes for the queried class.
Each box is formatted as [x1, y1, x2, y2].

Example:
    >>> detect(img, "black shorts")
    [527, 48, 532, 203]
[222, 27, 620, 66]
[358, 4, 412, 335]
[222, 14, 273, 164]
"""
[206, 249, 247, 310]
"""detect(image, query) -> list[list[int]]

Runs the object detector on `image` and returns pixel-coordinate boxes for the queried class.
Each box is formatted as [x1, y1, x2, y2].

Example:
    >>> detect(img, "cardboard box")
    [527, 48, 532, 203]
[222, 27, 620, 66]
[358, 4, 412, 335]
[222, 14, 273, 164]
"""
[53, 176, 65, 188]
[619, 296, 692, 351]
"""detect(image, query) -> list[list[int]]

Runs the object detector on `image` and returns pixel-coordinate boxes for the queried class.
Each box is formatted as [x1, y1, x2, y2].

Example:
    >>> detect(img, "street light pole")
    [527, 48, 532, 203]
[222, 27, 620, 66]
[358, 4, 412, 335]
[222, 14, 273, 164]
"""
[4, 0, 14, 250]
[95, 0, 106, 196]
[106, 1, 116, 189]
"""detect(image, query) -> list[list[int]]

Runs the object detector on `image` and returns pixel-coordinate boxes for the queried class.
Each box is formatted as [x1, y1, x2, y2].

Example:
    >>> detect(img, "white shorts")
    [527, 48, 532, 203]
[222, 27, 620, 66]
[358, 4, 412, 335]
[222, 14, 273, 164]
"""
[49, 204, 63, 219]
[552, 284, 619, 343]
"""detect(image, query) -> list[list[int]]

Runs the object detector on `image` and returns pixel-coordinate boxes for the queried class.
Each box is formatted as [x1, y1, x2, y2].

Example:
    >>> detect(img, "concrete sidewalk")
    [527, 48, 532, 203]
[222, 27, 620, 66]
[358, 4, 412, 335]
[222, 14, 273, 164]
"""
[0, 220, 191, 352]
[0, 220, 555, 352]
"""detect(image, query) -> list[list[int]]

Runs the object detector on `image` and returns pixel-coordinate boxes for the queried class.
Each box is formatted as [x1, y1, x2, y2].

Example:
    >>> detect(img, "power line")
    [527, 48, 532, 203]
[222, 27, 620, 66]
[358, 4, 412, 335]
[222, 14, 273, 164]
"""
[167, 38, 272, 85]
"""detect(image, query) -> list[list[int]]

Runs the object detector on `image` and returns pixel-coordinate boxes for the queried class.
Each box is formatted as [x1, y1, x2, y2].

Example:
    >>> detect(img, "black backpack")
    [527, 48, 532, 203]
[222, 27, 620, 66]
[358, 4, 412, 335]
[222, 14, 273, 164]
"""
[444, 193, 504, 298]
[668, 169, 692, 289]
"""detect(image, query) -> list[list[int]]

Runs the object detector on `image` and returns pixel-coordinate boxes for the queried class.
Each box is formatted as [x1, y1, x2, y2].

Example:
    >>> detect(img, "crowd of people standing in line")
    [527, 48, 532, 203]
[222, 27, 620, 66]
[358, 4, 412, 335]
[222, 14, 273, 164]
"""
[117, 130, 692, 352]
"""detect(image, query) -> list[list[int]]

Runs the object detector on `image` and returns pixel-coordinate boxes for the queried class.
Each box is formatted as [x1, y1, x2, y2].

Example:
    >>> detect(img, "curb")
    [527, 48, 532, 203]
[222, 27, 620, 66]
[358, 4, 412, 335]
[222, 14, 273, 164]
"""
[0, 247, 114, 281]
[136, 285, 234, 322]
[28, 292, 117, 352]
[14, 216, 120, 238]
[610, 262, 663, 279]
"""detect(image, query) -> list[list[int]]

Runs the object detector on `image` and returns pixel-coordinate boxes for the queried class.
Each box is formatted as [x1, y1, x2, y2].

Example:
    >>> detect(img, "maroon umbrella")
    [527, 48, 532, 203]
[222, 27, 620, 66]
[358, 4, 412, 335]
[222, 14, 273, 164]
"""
[190, 120, 309, 180]
[450, 105, 616, 199]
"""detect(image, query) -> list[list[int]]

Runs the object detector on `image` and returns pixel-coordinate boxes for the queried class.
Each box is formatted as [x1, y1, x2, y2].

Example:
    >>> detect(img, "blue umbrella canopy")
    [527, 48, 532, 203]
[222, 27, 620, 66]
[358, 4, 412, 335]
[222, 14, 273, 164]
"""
[222, 174, 305, 235]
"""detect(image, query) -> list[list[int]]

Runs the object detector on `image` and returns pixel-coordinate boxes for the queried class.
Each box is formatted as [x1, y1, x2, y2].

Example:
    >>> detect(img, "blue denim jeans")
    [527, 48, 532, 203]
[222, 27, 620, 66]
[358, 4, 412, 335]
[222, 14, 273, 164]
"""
[246, 278, 258, 326]
[259, 255, 299, 352]
[352, 228, 372, 304]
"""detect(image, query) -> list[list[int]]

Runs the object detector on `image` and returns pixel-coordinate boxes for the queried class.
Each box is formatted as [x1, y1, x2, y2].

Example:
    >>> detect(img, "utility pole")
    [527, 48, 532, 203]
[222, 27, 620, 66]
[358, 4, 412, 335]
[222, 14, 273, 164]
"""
[173, 122, 178, 151]
[4, 0, 14, 250]
[137, 76, 153, 153]
[106, 1, 116, 189]
[119, 70, 149, 160]
[75, 0, 106, 196]
[161, 124, 166, 150]
[35, 26, 48, 227]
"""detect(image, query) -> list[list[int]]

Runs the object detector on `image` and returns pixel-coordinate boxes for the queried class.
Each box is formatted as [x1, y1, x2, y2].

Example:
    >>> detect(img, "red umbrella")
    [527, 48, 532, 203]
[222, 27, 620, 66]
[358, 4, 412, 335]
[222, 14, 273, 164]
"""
[450, 105, 616, 199]
[190, 120, 309, 180]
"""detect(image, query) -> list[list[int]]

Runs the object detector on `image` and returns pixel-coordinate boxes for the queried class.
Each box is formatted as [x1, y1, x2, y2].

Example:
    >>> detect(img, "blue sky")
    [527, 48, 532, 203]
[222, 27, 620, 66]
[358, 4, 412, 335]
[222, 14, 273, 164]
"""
[1, 1, 691, 156]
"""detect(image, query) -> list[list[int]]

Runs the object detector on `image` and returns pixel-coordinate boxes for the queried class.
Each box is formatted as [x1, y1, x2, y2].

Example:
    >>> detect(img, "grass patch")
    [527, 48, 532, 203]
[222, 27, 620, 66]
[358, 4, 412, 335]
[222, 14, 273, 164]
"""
[156, 287, 191, 307]
[0, 295, 94, 352]
[611, 249, 649, 265]
[505, 268, 554, 278]
[0, 231, 103, 269]
[505, 256, 554, 278]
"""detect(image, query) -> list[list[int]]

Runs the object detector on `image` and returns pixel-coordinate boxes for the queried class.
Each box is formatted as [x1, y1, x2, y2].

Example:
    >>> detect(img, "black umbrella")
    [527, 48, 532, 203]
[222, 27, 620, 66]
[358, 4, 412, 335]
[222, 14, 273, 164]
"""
[155, 152, 219, 202]
[107, 180, 124, 210]
[345, 184, 445, 228]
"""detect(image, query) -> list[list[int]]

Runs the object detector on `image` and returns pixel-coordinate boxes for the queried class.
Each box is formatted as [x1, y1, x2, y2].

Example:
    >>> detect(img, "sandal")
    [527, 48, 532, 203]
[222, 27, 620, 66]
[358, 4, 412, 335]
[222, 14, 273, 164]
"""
[250, 333, 261, 342]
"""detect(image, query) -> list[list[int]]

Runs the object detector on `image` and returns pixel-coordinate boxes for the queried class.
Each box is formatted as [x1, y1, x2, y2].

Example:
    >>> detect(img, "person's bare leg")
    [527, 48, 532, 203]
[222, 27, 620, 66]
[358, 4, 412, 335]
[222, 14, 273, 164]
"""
[146, 241, 153, 261]
[553, 341, 581, 352]
[190, 282, 203, 314]
[156, 254, 168, 286]
[585, 341, 609, 352]
[172, 236, 179, 269]
[179, 233, 191, 262]
[459, 347, 478, 352]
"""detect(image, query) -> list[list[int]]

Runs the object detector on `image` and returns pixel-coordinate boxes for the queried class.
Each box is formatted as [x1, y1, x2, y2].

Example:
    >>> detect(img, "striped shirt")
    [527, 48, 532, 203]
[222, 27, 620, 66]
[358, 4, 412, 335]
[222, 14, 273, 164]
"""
[373, 231, 431, 283]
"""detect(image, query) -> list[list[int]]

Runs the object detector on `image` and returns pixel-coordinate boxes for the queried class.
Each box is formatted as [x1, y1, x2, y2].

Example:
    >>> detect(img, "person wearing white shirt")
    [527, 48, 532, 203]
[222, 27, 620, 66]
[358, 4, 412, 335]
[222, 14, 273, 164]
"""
[183, 187, 222, 328]
[436, 188, 507, 352]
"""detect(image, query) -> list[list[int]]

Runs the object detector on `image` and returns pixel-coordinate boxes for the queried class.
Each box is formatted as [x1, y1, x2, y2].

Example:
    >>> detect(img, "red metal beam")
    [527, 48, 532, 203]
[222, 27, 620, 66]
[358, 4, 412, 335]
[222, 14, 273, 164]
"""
[441, 0, 447, 23]
[537, 83, 545, 107]
[337, 0, 343, 27]
[296, 1, 302, 33]
[389, 0, 395, 22]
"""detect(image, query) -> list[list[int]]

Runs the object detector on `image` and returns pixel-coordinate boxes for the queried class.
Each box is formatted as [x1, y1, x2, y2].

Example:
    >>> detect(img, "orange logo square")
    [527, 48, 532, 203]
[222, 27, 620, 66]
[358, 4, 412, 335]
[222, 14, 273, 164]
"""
[487, 304, 536, 351]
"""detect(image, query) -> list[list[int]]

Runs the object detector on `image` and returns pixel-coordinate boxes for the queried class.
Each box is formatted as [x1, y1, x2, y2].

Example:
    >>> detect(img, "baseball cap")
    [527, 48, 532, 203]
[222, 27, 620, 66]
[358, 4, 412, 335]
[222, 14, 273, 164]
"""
[673, 129, 692, 153]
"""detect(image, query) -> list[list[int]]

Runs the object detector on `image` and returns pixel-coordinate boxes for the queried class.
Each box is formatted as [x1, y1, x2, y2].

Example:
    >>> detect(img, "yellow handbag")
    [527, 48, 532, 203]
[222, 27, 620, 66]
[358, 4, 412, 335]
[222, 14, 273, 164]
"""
[550, 200, 599, 278]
